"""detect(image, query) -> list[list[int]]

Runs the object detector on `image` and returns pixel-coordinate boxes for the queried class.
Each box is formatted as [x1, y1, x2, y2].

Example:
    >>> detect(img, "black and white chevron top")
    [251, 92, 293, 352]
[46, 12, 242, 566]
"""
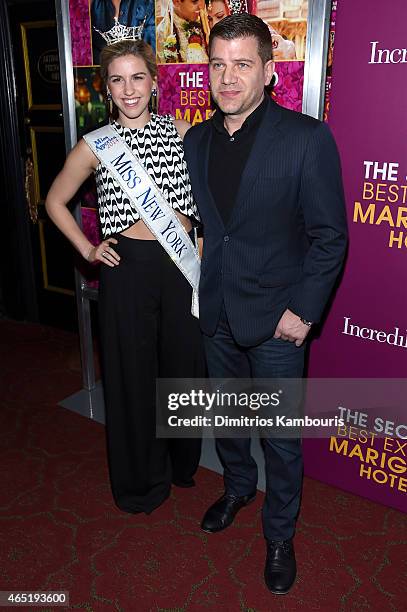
[95, 114, 200, 238]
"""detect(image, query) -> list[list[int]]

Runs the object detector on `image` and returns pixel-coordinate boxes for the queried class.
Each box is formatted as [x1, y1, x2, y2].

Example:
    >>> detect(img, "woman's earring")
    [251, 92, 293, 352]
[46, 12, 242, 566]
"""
[271, 71, 279, 87]
[150, 88, 157, 112]
[106, 89, 113, 115]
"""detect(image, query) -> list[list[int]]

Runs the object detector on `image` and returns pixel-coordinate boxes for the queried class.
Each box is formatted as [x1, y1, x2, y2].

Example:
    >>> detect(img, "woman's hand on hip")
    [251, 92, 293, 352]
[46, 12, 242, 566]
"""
[88, 238, 120, 267]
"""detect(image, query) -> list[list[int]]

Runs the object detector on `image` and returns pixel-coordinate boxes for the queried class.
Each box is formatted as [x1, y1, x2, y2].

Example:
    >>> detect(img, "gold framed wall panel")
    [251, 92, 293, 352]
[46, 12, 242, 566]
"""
[21, 20, 62, 110]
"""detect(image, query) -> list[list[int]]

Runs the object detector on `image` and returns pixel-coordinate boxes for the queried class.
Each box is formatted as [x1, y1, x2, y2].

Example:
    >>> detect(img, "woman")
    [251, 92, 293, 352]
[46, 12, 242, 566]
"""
[46, 39, 204, 514]
[206, 0, 229, 29]
[206, 1, 296, 59]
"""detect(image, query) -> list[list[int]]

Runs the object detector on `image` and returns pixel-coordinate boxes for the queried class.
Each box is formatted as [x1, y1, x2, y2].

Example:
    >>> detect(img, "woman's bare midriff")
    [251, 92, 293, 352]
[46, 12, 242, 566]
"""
[120, 211, 192, 240]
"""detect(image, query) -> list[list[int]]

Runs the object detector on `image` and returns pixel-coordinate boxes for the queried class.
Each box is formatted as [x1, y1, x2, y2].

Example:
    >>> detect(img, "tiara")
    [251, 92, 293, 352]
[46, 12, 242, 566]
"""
[94, 16, 147, 46]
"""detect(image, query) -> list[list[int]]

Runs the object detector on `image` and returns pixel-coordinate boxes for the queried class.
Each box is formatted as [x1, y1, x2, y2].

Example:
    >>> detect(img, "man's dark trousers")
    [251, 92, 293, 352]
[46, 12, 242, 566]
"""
[204, 303, 305, 541]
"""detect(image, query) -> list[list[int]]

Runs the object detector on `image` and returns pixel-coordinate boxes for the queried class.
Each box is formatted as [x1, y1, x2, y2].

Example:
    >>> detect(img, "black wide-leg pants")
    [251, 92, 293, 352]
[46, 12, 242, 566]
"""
[98, 233, 204, 514]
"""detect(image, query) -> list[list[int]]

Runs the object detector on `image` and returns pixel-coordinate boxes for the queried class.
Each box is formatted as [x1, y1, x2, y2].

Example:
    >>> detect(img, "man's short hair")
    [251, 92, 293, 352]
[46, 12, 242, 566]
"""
[209, 13, 273, 64]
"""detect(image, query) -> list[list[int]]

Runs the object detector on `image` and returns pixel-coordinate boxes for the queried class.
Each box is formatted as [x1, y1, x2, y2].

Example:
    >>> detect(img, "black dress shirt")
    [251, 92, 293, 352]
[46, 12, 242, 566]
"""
[208, 96, 268, 226]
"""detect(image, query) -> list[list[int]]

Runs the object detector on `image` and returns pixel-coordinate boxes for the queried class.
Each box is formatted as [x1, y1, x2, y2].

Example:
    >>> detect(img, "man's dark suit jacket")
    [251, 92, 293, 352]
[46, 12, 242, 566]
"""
[183, 97, 348, 347]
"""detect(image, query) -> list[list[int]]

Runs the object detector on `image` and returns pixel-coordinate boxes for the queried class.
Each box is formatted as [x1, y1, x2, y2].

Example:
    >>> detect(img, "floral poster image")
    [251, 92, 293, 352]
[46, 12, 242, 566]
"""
[155, 0, 307, 66]
[155, 0, 308, 115]
[155, 0, 210, 63]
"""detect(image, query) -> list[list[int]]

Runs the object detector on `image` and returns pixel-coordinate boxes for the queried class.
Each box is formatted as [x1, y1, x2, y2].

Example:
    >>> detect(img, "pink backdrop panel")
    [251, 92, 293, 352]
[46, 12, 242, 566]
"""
[304, 0, 407, 513]
[272, 62, 304, 113]
[69, 0, 92, 66]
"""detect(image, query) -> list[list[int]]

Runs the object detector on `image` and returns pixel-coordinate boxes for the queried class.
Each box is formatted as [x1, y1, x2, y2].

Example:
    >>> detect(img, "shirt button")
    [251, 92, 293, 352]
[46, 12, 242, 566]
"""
[229, 137, 235, 142]
[224, 235, 229, 242]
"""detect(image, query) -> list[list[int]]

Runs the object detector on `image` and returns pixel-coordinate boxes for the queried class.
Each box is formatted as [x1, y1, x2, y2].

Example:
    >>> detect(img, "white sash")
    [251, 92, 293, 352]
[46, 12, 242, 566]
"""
[84, 123, 200, 318]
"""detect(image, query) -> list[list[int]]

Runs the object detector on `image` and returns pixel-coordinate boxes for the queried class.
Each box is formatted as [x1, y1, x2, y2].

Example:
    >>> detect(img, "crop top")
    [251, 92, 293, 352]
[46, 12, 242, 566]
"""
[94, 114, 200, 238]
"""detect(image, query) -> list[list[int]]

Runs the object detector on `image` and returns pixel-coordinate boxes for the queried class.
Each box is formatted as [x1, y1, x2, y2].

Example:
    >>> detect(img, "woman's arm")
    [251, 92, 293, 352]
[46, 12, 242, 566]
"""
[45, 139, 120, 266]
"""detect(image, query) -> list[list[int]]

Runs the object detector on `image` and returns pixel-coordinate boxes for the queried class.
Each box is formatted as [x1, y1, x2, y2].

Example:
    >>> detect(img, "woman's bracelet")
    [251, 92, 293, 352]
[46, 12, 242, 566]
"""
[85, 245, 94, 261]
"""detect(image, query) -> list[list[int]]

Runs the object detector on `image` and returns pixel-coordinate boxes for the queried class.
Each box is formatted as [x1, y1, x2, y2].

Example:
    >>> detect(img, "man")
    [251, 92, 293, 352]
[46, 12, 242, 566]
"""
[183, 14, 347, 595]
[157, 0, 208, 63]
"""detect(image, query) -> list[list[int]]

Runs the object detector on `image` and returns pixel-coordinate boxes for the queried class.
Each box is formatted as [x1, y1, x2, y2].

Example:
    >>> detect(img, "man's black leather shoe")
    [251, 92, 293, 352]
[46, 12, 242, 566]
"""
[201, 492, 256, 533]
[264, 539, 296, 595]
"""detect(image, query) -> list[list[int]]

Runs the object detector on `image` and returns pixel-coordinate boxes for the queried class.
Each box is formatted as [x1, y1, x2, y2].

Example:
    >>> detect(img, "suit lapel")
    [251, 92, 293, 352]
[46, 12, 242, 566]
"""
[228, 99, 284, 226]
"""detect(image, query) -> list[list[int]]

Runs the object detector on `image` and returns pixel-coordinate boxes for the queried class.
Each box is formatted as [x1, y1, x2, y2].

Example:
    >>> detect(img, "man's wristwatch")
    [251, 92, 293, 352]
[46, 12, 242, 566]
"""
[300, 317, 313, 327]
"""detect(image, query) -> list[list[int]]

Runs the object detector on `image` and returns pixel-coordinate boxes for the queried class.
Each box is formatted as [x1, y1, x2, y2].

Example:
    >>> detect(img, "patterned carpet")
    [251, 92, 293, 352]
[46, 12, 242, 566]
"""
[0, 320, 406, 611]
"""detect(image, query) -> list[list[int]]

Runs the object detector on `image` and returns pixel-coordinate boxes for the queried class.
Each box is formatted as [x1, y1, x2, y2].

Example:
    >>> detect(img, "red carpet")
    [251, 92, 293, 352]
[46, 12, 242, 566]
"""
[0, 320, 405, 611]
